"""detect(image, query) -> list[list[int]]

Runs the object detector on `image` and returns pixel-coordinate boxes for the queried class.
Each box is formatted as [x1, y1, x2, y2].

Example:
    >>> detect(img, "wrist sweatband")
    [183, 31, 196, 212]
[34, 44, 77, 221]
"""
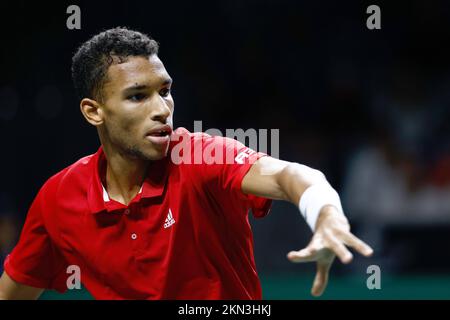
[299, 182, 344, 231]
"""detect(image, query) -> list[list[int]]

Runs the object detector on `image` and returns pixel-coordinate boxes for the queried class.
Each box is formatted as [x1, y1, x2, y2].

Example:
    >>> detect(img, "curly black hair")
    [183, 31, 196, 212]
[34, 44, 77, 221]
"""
[71, 27, 159, 101]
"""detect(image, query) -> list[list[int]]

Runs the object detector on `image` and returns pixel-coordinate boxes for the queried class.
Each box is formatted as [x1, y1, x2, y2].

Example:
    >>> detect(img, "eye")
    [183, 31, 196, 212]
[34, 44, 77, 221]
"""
[159, 88, 171, 97]
[127, 93, 148, 102]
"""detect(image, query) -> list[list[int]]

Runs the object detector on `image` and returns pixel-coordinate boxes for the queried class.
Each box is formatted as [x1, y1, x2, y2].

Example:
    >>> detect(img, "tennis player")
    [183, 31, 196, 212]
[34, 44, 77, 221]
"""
[0, 28, 373, 300]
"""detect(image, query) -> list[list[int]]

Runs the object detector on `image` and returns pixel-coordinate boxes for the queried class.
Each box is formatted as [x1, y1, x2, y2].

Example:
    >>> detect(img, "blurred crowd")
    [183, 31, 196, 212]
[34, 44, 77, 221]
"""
[341, 63, 450, 273]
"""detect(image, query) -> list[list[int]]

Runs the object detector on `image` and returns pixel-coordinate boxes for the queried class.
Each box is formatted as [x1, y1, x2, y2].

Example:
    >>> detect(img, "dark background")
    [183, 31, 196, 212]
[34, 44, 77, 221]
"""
[1, 0, 450, 299]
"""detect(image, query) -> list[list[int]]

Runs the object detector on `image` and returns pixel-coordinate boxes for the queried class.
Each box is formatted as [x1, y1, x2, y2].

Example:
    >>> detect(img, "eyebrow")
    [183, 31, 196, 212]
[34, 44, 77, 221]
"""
[123, 78, 173, 93]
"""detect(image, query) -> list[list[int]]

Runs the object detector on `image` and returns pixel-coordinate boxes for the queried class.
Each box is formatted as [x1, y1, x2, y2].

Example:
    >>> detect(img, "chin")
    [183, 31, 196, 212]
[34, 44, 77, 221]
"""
[149, 152, 168, 161]
[125, 144, 168, 161]
[146, 146, 169, 161]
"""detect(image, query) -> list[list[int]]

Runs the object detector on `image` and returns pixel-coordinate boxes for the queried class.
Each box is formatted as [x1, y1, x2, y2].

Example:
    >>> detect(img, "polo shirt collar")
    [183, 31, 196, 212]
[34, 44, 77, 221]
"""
[101, 184, 143, 202]
[88, 146, 169, 214]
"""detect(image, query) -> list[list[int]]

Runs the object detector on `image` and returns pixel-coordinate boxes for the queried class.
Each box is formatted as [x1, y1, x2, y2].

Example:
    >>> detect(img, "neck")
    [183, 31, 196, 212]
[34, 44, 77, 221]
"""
[101, 143, 149, 206]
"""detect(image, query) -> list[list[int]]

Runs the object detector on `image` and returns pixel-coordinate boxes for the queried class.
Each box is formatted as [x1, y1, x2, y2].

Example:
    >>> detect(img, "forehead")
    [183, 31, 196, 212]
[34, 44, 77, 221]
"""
[105, 55, 169, 90]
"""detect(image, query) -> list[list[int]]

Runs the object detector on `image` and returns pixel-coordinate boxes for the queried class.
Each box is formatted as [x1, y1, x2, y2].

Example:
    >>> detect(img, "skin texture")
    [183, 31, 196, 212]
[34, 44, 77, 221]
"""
[0, 55, 373, 299]
[80, 55, 174, 205]
[0, 273, 43, 300]
[242, 156, 373, 297]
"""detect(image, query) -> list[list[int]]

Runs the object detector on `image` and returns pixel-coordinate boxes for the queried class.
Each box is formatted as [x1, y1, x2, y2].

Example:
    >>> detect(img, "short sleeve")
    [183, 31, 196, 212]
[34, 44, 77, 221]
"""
[3, 179, 68, 292]
[196, 134, 273, 218]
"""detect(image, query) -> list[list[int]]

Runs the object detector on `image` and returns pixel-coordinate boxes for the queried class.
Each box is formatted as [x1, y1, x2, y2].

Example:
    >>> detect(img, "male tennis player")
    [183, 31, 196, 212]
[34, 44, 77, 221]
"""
[0, 27, 373, 300]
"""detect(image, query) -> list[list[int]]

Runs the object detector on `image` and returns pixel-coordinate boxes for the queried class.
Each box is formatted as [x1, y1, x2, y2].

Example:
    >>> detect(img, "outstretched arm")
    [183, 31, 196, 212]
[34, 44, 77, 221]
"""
[242, 156, 373, 297]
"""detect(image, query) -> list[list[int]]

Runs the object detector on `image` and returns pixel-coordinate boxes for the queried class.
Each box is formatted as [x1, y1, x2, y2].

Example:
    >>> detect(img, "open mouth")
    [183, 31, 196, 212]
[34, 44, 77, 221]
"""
[146, 125, 173, 137]
[148, 129, 171, 137]
[145, 126, 172, 146]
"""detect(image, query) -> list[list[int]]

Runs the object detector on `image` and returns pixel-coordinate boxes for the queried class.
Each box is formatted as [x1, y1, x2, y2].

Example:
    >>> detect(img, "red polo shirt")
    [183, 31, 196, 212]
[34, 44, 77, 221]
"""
[4, 128, 272, 299]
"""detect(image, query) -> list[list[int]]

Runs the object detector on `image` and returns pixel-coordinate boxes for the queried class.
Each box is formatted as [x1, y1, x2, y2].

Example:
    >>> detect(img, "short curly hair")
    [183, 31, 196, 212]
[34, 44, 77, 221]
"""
[71, 27, 159, 101]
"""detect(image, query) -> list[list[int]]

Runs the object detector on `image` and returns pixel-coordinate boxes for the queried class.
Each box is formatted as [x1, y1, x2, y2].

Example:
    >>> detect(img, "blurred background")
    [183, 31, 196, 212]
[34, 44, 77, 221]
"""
[0, 0, 449, 299]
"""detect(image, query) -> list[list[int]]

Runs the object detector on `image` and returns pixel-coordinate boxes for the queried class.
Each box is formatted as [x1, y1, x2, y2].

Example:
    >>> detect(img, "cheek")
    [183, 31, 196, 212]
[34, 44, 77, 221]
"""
[105, 110, 144, 142]
[106, 103, 143, 131]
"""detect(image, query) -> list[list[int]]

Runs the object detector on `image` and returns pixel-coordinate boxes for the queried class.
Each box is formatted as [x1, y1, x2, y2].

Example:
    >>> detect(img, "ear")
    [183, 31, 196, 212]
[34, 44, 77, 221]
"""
[80, 98, 104, 126]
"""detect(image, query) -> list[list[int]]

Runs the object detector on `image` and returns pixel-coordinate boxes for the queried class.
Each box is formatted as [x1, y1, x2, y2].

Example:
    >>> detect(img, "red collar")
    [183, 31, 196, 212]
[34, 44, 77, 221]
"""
[87, 146, 169, 214]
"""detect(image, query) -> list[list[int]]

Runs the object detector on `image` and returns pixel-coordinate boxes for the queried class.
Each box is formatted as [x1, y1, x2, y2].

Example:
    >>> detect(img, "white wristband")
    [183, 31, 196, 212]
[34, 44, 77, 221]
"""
[299, 182, 344, 231]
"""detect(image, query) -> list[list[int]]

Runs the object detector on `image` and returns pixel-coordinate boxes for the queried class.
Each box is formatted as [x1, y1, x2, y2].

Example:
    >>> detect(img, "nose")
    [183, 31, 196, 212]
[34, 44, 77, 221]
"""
[150, 96, 172, 123]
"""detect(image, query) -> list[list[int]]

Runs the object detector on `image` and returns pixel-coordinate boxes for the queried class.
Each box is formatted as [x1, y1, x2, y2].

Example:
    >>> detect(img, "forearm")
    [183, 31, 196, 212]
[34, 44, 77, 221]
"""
[242, 158, 326, 201]
[243, 157, 346, 230]
[243, 158, 373, 297]
[276, 162, 347, 230]
[275, 162, 328, 205]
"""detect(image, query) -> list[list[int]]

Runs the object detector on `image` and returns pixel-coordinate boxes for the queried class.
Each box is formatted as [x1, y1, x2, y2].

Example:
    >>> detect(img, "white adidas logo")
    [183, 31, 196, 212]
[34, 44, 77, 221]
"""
[164, 209, 176, 229]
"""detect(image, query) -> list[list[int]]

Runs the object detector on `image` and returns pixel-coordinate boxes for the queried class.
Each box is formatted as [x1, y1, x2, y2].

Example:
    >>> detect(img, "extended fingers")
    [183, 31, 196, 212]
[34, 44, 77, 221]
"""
[323, 229, 353, 264]
[340, 231, 374, 257]
[287, 247, 318, 263]
[311, 261, 332, 297]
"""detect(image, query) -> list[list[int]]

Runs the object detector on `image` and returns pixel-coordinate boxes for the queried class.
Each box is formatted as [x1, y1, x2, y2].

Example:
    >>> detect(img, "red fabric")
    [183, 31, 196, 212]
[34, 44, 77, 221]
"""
[4, 128, 272, 299]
